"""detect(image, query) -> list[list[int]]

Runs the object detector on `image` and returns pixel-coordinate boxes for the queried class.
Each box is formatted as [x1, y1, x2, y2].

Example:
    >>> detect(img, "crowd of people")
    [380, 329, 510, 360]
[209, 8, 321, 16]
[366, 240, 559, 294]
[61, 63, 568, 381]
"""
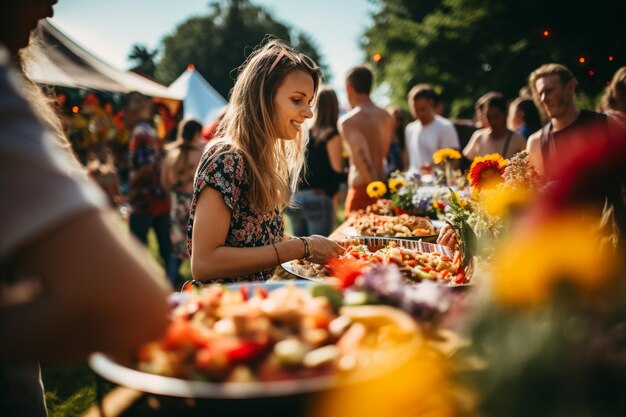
[2, 1, 626, 416]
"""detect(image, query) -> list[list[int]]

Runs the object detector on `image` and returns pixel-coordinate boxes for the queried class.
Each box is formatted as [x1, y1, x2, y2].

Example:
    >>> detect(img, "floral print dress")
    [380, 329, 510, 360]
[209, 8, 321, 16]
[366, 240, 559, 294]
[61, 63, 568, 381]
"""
[187, 146, 284, 282]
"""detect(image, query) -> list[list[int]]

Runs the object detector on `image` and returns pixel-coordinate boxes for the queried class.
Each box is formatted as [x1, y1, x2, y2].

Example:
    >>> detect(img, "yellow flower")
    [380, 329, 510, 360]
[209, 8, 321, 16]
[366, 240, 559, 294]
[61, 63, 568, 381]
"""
[366, 181, 387, 198]
[312, 345, 460, 417]
[492, 210, 620, 308]
[433, 148, 461, 165]
[480, 186, 533, 219]
[388, 178, 407, 193]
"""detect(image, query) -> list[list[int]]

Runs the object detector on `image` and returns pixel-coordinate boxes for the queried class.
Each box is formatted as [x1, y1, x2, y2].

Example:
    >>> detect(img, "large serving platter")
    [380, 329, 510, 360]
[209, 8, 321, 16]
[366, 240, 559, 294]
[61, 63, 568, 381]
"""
[89, 281, 417, 398]
[281, 237, 458, 283]
[342, 219, 446, 242]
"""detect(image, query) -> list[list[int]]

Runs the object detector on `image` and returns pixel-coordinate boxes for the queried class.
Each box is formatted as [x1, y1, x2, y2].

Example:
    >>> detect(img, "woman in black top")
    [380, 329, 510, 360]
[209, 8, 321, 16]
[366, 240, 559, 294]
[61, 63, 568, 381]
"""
[286, 87, 345, 236]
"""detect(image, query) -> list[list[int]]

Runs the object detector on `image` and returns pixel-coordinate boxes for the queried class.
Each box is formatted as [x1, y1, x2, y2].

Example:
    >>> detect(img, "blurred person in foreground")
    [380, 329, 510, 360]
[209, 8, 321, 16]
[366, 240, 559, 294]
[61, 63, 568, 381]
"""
[285, 87, 345, 237]
[525, 63, 625, 234]
[340, 65, 393, 213]
[161, 119, 203, 286]
[405, 84, 460, 174]
[0, 1, 170, 416]
[188, 39, 343, 283]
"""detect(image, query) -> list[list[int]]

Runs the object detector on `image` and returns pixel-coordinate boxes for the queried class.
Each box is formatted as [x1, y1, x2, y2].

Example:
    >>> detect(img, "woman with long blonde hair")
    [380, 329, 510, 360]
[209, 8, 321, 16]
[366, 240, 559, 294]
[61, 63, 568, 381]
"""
[188, 39, 344, 282]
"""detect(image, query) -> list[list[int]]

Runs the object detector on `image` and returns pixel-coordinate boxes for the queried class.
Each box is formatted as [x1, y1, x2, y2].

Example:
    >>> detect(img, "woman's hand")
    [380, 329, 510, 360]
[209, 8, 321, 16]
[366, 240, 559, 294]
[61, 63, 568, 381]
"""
[436, 223, 458, 250]
[307, 235, 345, 264]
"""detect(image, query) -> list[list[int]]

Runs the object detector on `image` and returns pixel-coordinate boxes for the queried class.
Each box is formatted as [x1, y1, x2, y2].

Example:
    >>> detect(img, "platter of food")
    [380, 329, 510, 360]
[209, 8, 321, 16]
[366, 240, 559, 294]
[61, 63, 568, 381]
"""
[344, 213, 444, 242]
[282, 237, 468, 286]
[89, 282, 420, 398]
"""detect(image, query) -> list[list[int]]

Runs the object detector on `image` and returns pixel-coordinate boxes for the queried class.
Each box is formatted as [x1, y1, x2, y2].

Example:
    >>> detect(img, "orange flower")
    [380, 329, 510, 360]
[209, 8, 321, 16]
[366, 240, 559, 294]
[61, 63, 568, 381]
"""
[468, 154, 507, 190]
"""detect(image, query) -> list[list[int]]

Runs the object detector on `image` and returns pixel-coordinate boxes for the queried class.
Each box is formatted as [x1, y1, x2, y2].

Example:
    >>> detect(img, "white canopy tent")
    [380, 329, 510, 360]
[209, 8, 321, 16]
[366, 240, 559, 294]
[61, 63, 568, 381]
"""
[24, 20, 180, 100]
[166, 65, 227, 124]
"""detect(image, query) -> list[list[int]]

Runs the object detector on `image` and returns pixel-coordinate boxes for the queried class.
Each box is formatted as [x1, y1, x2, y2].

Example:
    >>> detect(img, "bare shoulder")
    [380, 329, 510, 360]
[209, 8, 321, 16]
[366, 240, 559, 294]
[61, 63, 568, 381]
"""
[527, 130, 542, 149]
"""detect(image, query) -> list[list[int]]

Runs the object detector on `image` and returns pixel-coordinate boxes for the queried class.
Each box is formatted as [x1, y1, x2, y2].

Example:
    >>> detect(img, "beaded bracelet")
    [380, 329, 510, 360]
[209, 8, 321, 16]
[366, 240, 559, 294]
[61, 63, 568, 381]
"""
[271, 243, 281, 265]
[298, 236, 312, 260]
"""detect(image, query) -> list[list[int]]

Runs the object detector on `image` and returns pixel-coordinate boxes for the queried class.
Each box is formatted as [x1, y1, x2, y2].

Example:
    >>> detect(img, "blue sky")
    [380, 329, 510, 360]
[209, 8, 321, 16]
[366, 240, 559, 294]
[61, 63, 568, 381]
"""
[51, 0, 375, 104]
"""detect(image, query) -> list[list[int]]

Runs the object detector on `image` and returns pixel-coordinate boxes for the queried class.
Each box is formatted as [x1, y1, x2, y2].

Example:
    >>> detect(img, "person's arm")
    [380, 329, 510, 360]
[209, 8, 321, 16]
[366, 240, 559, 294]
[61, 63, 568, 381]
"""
[462, 130, 480, 161]
[526, 130, 544, 175]
[160, 151, 174, 192]
[190, 188, 343, 280]
[0, 209, 171, 363]
[326, 133, 344, 174]
[339, 117, 375, 183]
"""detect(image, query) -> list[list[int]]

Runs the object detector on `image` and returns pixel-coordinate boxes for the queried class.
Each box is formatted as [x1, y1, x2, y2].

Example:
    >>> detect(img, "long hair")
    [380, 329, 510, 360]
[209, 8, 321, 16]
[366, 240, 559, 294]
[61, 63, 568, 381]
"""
[311, 87, 339, 142]
[174, 118, 202, 179]
[209, 39, 322, 213]
[599, 66, 626, 112]
[511, 97, 542, 134]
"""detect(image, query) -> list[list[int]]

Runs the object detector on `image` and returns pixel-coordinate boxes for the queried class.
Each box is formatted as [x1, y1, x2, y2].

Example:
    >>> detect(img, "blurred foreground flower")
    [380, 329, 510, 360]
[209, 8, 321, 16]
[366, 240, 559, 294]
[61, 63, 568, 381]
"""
[492, 209, 621, 308]
[313, 344, 464, 417]
[480, 186, 534, 219]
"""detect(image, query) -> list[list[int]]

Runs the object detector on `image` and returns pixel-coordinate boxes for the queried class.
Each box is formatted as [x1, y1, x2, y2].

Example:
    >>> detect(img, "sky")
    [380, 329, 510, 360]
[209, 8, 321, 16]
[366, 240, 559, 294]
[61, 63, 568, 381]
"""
[51, 0, 376, 105]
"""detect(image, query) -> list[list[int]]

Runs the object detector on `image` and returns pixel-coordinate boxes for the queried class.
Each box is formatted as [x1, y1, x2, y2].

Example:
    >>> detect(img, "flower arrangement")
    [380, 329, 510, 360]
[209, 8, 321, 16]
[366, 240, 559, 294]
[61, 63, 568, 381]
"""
[365, 172, 441, 217]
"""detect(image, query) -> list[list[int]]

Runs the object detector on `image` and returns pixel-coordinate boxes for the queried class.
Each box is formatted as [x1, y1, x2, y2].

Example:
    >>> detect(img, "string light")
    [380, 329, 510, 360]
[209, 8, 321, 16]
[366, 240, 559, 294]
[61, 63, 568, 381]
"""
[72, 106, 79, 113]
[578, 57, 586, 64]
[608, 55, 614, 62]
[588, 69, 595, 76]
[543, 30, 550, 37]
[372, 53, 383, 63]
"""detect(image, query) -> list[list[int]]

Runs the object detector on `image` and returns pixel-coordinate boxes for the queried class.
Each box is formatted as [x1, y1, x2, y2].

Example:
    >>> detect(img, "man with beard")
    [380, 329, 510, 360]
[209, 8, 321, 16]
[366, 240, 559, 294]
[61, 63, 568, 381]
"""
[526, 63, 626, 234]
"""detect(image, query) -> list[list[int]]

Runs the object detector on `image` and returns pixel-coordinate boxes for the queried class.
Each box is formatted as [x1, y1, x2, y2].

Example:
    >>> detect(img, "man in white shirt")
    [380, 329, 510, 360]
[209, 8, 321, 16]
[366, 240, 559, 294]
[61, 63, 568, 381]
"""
[405, 84, 460, 173]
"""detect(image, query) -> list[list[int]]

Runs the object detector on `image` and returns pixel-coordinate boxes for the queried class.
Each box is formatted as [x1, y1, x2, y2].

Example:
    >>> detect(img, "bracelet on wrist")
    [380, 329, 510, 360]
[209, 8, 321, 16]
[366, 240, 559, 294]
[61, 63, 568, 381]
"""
[271, 243, 281, 265]
[298, 236, 312, 260]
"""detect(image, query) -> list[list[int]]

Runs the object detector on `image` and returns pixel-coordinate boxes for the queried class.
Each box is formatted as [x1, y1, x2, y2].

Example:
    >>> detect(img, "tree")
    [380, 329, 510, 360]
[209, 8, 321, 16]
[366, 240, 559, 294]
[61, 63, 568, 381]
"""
[363, 0, 626, 118]
[155, 0, 329, 99]
[128, 44, 159, 78]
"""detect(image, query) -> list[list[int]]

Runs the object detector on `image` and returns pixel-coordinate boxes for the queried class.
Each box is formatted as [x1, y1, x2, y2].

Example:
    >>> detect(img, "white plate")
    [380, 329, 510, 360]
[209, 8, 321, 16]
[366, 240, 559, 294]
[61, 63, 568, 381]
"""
[89, 352, 338, 399]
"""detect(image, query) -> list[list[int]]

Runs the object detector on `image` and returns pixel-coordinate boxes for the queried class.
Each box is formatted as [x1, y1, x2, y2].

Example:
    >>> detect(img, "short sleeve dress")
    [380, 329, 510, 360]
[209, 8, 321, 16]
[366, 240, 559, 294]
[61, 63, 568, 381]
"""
[187, 145, 284, 282]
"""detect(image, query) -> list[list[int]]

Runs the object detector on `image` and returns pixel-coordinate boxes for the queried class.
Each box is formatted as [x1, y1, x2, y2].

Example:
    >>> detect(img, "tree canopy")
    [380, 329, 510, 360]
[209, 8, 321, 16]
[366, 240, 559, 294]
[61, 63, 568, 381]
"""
[363, 0, 626, 118]
[154, 0, 330, 100]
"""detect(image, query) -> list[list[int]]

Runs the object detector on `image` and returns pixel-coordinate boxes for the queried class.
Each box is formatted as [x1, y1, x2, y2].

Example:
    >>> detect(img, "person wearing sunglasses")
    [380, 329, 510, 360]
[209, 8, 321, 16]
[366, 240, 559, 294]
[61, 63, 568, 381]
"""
[188, 39, 344, 283]
[1, 2, 170, 415]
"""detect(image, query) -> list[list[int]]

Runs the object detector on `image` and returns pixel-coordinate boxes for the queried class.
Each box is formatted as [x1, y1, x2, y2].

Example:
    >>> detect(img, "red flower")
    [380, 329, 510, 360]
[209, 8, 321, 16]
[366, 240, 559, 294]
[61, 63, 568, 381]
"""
[469, 159, 505, 190]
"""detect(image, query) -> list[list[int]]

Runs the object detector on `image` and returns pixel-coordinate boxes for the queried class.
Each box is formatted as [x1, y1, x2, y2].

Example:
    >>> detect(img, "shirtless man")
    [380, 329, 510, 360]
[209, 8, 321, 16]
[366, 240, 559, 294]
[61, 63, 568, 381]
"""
[339, 66, 393, 213]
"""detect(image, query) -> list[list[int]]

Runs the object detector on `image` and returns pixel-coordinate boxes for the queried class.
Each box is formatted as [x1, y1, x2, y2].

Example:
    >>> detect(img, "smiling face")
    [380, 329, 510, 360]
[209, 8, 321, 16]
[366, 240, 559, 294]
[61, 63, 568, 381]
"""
[272, 69, 315, 140]
[535, 74, 575, 119]
[0, 0, 58, 55]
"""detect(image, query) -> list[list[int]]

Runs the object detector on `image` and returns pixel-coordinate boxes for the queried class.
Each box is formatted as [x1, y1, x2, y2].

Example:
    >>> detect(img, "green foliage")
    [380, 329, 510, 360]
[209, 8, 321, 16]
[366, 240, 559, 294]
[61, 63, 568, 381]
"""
[155, 0, 329, 99]
[446, 188, 476, 265]
[364, 0, 626, 117]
